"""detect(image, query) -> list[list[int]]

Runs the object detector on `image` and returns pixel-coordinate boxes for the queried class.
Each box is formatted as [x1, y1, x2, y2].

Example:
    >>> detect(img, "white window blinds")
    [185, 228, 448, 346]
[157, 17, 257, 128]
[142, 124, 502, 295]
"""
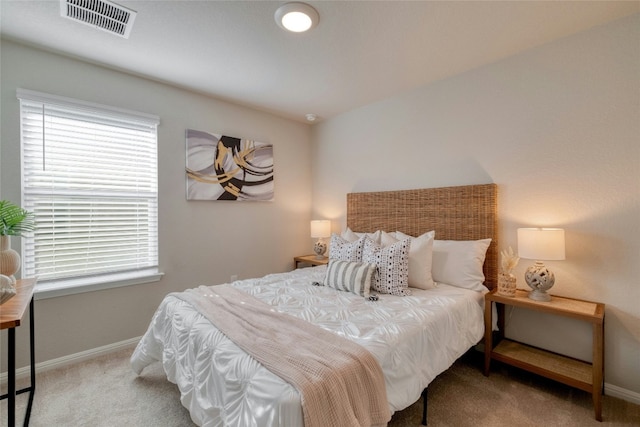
[18, 89, 159, 285]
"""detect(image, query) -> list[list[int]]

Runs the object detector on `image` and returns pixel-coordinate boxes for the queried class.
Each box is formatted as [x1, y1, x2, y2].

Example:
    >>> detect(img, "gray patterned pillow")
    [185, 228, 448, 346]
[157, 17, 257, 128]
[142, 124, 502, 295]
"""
[329, 234, 365, 262]
[324, 259, 376, 297]
[363, 236, 411, 296]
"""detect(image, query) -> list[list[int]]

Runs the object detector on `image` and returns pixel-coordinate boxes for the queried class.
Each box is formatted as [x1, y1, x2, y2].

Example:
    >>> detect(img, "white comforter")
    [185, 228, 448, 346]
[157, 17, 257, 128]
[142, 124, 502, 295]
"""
[131, 266, 485, 427]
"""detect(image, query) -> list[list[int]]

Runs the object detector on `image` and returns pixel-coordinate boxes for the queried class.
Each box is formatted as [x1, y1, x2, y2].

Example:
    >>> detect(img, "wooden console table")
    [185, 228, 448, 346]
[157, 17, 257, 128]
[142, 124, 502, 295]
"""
[484, 289, 605, 421]
[1, 278, 37, 427]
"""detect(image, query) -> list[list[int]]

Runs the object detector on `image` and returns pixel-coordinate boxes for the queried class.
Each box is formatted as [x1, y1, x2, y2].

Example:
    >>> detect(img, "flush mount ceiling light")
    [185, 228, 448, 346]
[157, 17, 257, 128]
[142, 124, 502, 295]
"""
[275, 2, 319, 33]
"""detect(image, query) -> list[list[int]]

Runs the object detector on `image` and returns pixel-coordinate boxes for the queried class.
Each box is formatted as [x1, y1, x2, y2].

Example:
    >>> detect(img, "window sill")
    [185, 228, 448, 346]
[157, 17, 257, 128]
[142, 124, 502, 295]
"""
[33, 269, 164, 300]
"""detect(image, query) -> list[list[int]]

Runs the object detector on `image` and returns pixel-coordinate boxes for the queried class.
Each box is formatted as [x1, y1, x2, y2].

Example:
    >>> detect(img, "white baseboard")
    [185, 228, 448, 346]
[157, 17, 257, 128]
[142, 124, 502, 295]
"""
[605, 382, 640, 405]
[3, 337, 640, 406]
[0, 336, 141, 385]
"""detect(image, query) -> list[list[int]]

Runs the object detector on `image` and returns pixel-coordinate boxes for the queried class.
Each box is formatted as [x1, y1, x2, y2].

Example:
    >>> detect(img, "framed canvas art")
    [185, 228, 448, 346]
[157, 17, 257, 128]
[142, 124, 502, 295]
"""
[186, 129, 274, 201]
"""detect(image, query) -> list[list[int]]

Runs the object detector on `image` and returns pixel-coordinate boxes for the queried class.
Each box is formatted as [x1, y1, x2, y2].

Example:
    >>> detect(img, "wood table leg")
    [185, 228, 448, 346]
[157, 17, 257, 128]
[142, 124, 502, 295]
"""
[483, 298, 493, 376]
[593, 321, 604, 421]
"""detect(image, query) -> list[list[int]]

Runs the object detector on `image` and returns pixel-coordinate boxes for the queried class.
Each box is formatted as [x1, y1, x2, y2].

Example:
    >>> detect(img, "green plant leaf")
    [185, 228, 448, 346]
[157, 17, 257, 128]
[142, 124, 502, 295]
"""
[0, 200, 36, 236]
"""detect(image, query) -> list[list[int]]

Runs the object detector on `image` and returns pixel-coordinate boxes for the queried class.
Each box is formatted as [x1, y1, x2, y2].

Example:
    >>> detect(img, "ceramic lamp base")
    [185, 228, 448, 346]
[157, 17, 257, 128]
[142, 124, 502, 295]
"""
[528, 289, 551, 302]
[525, 261, 555, 302]
[313, 240, 327, 259]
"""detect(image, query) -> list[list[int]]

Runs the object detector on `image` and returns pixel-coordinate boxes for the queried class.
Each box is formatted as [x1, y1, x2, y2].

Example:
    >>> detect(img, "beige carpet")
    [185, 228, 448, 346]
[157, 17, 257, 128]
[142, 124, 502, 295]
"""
[2, 347, 639, 427]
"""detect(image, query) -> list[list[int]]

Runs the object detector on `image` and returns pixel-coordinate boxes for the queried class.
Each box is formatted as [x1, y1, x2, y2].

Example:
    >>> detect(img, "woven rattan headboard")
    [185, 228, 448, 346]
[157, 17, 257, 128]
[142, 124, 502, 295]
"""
[346, 183, 498, 290]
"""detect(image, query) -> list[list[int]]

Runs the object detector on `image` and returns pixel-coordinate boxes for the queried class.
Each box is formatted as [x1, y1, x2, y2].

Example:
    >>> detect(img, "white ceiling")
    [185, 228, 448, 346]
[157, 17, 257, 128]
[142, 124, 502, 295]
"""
[1, 1, 638, 123]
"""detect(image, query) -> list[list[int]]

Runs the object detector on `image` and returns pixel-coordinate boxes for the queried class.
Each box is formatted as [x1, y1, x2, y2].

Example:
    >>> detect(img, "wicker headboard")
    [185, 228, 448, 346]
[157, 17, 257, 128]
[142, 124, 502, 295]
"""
[346, 183, 498, 290]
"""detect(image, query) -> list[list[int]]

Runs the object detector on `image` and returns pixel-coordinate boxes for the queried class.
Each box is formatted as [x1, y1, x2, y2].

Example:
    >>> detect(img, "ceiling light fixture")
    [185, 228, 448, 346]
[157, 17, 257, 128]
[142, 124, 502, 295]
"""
[305, 113, 317, 122]
[275, 2, 319, 33]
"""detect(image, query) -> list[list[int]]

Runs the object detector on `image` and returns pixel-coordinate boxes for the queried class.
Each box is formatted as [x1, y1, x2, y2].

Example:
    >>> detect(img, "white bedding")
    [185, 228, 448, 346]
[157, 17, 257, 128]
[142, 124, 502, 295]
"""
[131, 265, 486, 427]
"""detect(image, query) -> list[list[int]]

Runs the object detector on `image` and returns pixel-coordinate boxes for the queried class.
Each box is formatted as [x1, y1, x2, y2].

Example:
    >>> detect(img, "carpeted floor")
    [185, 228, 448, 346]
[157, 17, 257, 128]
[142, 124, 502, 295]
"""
[2, 346, 639, 427]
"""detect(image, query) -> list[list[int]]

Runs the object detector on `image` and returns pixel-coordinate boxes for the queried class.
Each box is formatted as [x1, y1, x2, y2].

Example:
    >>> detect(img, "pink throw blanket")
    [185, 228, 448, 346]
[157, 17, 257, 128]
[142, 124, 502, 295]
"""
[176, 284, 391, 427]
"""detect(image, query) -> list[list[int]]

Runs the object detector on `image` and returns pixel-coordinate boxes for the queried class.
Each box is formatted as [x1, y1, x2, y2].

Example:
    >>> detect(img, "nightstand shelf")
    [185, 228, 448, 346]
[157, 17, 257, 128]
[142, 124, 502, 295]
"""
[484, 289, 604, 421]
[492, 339, 593, 388]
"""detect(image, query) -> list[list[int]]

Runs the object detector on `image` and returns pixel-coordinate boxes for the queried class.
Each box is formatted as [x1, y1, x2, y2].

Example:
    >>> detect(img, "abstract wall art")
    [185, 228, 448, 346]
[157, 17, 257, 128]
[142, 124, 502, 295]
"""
[186, 129, 274, 201]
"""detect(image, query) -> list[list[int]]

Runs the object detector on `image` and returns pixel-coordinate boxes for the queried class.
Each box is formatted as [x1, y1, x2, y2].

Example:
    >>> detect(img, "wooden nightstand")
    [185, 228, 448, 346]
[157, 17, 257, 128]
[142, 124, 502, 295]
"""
[294, 254, 329, 269]
[484, 289, 605, 421]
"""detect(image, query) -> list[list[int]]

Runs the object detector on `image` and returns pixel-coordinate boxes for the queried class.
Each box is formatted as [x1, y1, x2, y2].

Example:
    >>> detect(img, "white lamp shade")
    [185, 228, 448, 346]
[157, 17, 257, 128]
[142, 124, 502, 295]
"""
[517, 228, 565, 261]
[310, 220, 331, 238]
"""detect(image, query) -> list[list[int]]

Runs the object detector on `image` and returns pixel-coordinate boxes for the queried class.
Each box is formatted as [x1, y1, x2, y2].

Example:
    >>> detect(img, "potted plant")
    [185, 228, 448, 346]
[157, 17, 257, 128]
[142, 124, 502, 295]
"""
[0, 200, 35, 296]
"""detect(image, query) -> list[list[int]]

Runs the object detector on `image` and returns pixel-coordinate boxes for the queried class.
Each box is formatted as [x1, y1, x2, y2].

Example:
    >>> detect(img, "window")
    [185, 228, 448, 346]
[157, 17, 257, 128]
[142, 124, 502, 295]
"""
[18, 89, 161, 298]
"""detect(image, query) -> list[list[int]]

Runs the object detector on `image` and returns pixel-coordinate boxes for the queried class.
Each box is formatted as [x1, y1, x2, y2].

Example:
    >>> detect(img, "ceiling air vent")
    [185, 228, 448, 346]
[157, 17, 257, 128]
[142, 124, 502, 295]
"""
[60, 0, 137, 39]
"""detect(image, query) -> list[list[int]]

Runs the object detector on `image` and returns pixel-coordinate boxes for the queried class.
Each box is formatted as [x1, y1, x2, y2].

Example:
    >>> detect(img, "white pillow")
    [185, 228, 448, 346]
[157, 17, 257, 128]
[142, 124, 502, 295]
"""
[329, 234, 365, 262]
[431, 239, 491, 291]
[362, 236, 411, 296]
[324, 259, 376, 298]
[380, 231, 397, 247]
[392, 231, 436, 290]
[341, 227, 381, 244]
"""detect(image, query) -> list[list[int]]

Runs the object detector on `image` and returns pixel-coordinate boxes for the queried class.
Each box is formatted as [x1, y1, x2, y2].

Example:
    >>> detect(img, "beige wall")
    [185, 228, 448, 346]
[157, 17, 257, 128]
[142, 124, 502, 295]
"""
[2, 12, 638, 401]
[0, 40, 312, 369]
[311, 14, 640, 396]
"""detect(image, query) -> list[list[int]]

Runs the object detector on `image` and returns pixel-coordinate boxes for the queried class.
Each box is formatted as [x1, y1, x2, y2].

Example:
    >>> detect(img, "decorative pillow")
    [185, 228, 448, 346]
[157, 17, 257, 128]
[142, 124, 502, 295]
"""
[431, 238, 492, 291]
[392, 230, 436, 290]
[329, 234, 365, 262]
[324, 259, 376, 297]
[341, 227, 381, 244]
[362, 236, 411, 296]
[380, 231, 398, 246]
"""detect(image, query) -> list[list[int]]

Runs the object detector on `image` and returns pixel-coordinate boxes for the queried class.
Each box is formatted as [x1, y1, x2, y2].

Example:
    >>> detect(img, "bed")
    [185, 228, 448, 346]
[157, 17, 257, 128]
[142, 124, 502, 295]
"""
[131, 183, 498, 427]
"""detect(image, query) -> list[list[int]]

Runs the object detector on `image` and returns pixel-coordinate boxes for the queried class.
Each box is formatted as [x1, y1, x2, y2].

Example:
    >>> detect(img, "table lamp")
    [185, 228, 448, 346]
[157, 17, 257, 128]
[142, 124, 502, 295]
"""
[310, 220, 331, 259]
[517, 228, 565, 301]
